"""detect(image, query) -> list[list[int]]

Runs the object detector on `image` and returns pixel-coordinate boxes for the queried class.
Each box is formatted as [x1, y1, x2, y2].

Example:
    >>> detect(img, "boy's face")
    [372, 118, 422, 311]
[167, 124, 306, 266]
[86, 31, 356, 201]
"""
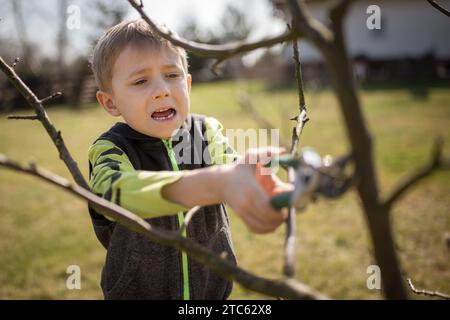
[97, 44, 191, 139]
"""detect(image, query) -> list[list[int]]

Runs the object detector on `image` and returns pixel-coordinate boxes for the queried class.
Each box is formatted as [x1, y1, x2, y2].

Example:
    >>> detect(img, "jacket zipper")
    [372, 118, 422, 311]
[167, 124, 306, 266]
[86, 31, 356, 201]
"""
[163, 139, 190, 300]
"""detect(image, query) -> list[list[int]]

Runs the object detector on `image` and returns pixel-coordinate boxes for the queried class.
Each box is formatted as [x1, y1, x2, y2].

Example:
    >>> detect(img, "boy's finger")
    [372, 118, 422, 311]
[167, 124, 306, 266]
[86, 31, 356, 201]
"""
[241, 209, 276, 234]
[250, 183, 286, 224]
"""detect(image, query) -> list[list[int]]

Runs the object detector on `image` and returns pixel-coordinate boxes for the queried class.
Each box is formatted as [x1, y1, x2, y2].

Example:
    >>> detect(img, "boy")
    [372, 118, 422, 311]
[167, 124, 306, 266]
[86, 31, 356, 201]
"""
[88, 19, 289, 300]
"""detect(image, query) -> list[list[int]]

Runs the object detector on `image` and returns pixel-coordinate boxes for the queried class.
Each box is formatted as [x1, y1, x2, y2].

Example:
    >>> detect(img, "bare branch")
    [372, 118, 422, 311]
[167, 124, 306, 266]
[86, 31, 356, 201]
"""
[329, 0, 355, 44]
[211, 59, 225, 77]
[40, 91, 62, 104]
[284, 167, 297, 278]
[179, 205, 201, 235]
[7, 115, 39, 120]
[289, 35, 309, 155]
[286, 0, 333, 52]
[0, 153, 328, 300]
[126, 0, 299, 61]
[407, 278, 450, 299]
[282, 36, 310, 279]
[426, 0, 450, 17]
[0, 56, 88, 189]
[383, 137, 449, 209]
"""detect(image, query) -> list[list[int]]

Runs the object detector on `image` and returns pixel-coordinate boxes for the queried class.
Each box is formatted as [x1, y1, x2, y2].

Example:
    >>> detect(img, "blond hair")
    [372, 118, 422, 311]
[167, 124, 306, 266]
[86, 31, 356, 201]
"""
[90, 19, 189, 91]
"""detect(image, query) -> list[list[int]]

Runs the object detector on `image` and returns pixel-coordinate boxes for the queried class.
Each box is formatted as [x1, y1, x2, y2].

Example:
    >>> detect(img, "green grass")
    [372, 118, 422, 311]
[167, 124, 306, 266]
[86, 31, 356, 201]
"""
[0, 80, 449, 299]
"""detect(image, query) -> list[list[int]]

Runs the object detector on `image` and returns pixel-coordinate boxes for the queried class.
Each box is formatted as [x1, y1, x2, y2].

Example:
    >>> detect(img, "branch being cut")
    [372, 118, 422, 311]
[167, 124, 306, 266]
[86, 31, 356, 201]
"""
[283, 34, 310, 278]
[383, 137, 449, 209]
[289, 34, 309, 155]
[407, 278, 450, 299]
[127, 0, 299, 61]
[426, 0, 450, 17]
[0, 153, 328, 300]
[0, 56, 88, 189]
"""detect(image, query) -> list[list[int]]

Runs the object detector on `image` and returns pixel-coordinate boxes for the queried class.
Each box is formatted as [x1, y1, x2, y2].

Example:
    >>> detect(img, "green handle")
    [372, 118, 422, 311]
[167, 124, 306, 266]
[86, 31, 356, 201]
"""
[264, 154, 299, 168]
[270, 191, 293, 210]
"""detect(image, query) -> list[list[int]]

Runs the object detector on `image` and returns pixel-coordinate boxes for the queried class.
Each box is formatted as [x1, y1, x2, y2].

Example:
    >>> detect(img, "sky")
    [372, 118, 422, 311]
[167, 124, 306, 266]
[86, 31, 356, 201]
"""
[0, 0, 286, 65]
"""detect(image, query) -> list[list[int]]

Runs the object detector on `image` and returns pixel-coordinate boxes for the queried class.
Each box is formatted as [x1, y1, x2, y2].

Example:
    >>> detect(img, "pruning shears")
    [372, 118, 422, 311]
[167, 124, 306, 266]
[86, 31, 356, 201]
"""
[266, 148, 355, 211]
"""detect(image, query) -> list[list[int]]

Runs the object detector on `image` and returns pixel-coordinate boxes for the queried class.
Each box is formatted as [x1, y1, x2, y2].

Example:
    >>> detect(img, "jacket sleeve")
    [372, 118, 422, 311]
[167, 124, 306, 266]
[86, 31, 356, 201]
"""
[88, 139, 189, 220]
[204, 117, 239, 165]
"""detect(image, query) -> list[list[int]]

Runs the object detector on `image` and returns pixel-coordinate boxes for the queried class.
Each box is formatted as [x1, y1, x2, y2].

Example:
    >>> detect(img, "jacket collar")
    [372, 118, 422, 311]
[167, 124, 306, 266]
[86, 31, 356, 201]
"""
[110, 119, 191, 145]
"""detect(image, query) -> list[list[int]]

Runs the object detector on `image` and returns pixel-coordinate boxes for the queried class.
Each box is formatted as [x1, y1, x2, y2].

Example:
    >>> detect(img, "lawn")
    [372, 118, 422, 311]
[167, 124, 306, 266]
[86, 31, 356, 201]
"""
[0, 80, 449, 299]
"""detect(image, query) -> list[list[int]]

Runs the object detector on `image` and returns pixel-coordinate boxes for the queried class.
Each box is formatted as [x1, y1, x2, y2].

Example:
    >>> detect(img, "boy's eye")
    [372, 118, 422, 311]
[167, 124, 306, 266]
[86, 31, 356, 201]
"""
[133, 79, 147, 86]
[166, 73, 181, 79]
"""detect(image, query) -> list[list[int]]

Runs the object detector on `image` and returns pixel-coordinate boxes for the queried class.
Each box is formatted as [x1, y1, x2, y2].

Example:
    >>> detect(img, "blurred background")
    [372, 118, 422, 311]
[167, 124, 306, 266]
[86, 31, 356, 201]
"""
[0, 0, 449, 299]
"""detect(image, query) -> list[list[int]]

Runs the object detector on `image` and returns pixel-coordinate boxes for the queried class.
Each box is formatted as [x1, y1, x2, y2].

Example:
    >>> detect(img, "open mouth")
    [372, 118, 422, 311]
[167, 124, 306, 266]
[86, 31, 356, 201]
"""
[151, 107, 176, 121]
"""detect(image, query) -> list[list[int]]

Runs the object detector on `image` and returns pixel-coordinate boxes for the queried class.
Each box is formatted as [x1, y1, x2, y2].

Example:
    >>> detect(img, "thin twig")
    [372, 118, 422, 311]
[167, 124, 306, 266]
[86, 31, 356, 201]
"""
[383, 137, 449, 209]
[407, 278, 450, 299]
[283, 26, 310, 279]
[289, 33, 309, 155]
[284, 166, 297, 278]
[0, 153, 328, 300]
[211, 59, 225, 77]
[7, 115, 39, 120]
[40, 91, 62, 104]
[426, 0, 450, 17]
[179, 205, 201, 235]
[292, 33, 306, 112]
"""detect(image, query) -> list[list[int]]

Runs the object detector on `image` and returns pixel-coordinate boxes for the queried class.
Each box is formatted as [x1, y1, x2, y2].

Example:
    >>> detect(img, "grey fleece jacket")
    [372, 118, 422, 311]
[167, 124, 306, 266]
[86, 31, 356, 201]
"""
[88, 114, 238, 300]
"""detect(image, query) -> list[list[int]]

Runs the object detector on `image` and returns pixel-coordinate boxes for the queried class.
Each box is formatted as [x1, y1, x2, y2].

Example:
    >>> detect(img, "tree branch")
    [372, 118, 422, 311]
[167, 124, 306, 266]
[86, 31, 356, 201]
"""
[329, 0, 355, 44]
[407, 278, 450, 299]
[282, 35, 310, 279]
[0, 153, 328, 300]
[286, 0, 333, 52]
[179, 205, 201, 235]
[126, 0, 299, 61]
[7, 115, 39, 120]
[383, 137, 449, 209]
[289, 33, 309, 156]
[426, 0, 450, 17]
[40, 91, 62, 104]
[0, 56, 88, 189]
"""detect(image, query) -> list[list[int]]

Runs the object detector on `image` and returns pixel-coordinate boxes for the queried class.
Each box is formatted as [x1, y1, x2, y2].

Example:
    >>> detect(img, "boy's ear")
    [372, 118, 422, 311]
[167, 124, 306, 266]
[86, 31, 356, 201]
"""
[96, 90, 121, 116]
[186, 74, 192, 95]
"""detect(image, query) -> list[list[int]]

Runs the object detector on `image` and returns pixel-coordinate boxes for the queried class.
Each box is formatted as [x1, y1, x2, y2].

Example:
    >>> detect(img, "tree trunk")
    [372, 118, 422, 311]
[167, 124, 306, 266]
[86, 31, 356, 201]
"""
[325, 41, 407, 299]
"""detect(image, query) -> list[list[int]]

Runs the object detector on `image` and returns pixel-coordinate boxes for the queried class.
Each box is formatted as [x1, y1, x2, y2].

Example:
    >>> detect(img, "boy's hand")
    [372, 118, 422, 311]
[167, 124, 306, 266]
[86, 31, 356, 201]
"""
[221, 147, 292, 234]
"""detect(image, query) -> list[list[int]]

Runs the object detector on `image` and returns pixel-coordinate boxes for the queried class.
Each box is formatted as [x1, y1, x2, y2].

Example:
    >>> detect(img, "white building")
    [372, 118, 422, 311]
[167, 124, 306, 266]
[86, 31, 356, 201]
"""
[275, 0, 450, 80]
[291, 0, 450, 61]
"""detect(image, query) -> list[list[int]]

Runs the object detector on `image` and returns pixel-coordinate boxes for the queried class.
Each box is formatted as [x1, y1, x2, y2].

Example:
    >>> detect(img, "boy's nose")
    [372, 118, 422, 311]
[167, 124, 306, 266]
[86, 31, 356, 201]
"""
[152, 82, 170, 100]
